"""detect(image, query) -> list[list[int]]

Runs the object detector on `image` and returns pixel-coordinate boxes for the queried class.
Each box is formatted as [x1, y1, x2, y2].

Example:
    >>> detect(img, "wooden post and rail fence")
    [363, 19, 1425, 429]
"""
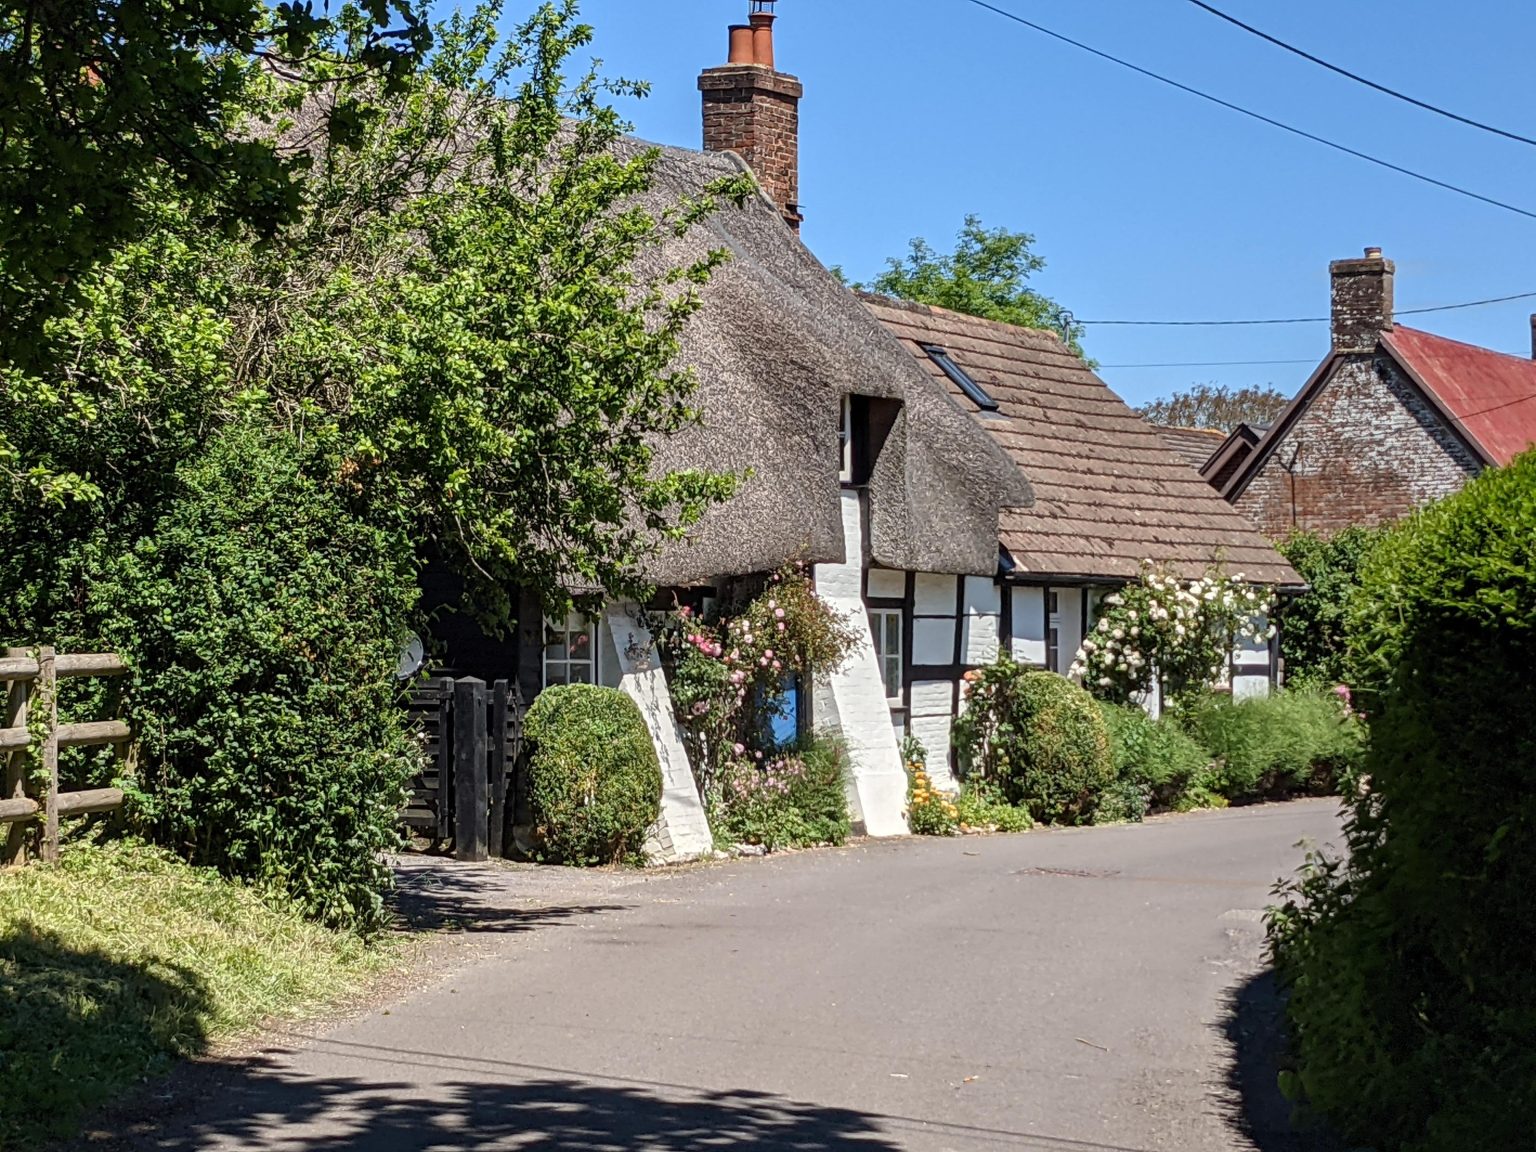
[1, 646, 130, 866]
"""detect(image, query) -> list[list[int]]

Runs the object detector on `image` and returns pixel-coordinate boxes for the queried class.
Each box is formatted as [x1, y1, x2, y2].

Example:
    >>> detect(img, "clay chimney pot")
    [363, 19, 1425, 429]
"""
[728, 24, 754, 64]
[749, 12, 775, 69]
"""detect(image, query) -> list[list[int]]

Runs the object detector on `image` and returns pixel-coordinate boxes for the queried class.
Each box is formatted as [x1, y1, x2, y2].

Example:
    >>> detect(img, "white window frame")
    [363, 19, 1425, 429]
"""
[868, 607, 903, 703]
[543, 611, 601, 688]
[838, 394, 853, 482]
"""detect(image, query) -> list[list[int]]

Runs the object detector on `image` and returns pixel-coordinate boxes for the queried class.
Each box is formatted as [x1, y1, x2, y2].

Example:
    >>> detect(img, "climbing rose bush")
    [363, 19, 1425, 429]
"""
[655, 564, 862, 790]
[1070, 563, 1276, 712]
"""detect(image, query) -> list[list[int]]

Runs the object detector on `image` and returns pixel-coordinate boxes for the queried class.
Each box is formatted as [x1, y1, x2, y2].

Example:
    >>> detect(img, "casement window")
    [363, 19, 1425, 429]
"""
[868, 608, 904, 702]
[1047, 590, 1062, 673]
[543, 612, 600, 687]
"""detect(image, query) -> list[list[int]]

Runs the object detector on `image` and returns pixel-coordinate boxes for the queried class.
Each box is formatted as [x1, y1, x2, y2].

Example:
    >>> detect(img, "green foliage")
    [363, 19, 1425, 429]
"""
[707, 736, 851, 852]
[0, 4, 747, 922]
[1073, 564, 1276, 716]
[97, 424, 419, 930]
[0, 839, 388, 1150]
[1095, 701, 1215, 819]
[955, 778, 1033, 834]
[905, 761, 959, 836]
[1191, 689, 1365, 801]
[0, 0, 430, 361]
[1277, 527, 1384, 689]
[954, 660, 1114, 825]
[1135, 383, 1289, 432]
[524, 684, 662, 866]
[858, 214, 1087, 357]
[1270, 451, 1536, 1150]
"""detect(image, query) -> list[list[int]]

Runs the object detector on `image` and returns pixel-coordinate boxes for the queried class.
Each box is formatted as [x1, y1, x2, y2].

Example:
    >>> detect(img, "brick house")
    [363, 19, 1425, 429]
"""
[1212, 248, 1536, 537]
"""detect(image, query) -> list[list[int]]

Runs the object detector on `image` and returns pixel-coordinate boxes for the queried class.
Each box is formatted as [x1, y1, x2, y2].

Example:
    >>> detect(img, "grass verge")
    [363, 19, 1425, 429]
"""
[0, 839, 394, 1150]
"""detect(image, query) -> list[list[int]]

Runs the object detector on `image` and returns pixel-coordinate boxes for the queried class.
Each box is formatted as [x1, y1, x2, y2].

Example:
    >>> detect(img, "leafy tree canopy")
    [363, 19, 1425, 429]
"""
[1137, 382, 1289, 432]
[855, 215, 1087, 357]
[0, 0, 431, 359]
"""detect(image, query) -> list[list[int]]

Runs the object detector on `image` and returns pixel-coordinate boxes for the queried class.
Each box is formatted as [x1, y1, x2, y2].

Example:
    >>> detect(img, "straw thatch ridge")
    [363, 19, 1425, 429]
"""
[635, 142, 1032, 585]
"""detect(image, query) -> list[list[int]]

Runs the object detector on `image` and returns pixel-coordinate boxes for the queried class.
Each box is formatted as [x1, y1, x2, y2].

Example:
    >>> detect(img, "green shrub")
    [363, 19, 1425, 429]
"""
[524, 684, 663, 866]
[708, 736, 851, 851]
[1096, 701, 1214, 818]
[1191, 689, 1364, 800]
[1271, 451, 1536, 1150]
[1277, 527, 1385, 689]
[954, 660, 1113, 825]
[955, 779, 1033, 833]
[89, 425, 418, 932]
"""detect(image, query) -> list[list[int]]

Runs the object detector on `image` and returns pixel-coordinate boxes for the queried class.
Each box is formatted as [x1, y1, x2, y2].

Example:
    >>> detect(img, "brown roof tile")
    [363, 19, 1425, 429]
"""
[861, 294, 1301, 586]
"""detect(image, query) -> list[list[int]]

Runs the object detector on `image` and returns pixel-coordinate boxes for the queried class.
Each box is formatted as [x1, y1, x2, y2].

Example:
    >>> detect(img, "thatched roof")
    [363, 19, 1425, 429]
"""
[863, 294, 1301, 588]
[634, 143, 1032, 585]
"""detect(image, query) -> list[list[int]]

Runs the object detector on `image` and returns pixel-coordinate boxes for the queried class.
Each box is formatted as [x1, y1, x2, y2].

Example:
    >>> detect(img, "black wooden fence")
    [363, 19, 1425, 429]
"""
[404, 677, 526, 862]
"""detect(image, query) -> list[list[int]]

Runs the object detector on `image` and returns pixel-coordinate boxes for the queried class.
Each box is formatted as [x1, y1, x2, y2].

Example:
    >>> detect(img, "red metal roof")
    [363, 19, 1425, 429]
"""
[1384, 327, 1536, 467]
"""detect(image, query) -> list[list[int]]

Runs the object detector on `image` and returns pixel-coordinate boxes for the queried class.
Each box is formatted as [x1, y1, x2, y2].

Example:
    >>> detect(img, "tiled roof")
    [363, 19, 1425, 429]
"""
[1156, 425, 1227, 471]
[861, 294, 1301, 587]
[1383, 327, 1536, 467]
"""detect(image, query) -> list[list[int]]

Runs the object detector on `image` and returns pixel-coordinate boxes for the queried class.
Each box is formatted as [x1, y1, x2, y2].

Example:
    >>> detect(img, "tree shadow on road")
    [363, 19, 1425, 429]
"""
[390, 864, 627, 934]
[1218, 969, 1340, 1152]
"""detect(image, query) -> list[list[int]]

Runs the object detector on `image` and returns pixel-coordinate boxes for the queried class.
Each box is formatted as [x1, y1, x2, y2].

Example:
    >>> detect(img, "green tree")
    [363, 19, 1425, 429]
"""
[1136, 383, 1289, 431]
[0, 0, 431, 361]
[1276, 527, 1383, 688]
[858, 214, 1086, 357]
[0, 0, 745, 923]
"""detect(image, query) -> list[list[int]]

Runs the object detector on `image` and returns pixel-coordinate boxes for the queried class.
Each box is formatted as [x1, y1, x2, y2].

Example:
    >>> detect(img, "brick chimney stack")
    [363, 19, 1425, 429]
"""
[1330, 246, 1395, 353]
[699, 1, 804, 232]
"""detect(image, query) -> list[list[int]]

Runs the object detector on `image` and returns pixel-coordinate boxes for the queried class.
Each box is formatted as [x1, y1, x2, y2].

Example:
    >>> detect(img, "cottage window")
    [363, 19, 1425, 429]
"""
[1047, 590, 1062, 673]
[868, 608, 903, 702]
[543, 612, 600, 687]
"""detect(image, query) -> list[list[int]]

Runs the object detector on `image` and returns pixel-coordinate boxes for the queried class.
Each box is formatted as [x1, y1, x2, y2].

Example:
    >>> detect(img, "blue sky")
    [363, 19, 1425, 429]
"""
[441, 0, 1536, 408]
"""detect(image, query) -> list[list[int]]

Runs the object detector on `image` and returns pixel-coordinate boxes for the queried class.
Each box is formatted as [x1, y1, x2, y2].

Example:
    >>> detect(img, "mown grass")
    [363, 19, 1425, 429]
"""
[0, 839, 394, 1150]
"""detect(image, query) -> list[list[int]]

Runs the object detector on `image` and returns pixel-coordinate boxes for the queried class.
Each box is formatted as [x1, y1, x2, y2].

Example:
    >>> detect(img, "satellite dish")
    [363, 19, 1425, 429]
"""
[395, 633, 427, 681]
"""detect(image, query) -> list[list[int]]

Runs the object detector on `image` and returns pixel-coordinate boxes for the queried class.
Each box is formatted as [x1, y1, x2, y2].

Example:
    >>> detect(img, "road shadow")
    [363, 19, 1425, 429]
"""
[1, 922, 214, 1150]
[390, 863, 626, 934]
[101, 1062, 910, 1151]
[1218, 969, 1340, 1152]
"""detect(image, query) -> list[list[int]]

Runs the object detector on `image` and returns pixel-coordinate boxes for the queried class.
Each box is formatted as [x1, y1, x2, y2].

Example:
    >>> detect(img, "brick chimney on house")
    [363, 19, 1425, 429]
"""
[699, 1, 804, 232]
[1330, 246, 1395, 353]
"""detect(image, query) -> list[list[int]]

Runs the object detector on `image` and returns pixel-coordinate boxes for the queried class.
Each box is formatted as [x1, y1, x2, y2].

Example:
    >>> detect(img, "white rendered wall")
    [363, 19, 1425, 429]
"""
[813, 492, 909, 836]
[603, 608, 715, 864]
[962, 577, 1001, 665]
[1054, 587, 1084, 676]
[1011, 586, 1046, 666]
[909, 679, 958, 790]
[1231, 611, 1274, 701]
[866, 567, 906, 600]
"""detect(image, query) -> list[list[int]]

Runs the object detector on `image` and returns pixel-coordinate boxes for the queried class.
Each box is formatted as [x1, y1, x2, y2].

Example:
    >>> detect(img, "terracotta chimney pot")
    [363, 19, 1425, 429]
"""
[728, 24, 754, 65]
[750, 11, 776, 69]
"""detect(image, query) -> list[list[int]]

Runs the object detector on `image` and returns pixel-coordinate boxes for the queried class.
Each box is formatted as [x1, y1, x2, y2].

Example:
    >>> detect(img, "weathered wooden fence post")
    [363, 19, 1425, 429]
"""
[38, 647, 59, 864]
[3, 647, 30, 866]
[453, 677, 489, 862]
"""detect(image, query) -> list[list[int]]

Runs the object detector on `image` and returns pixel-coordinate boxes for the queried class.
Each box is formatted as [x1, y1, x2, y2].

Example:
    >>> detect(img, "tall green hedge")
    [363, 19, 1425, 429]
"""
[1276, 527, 1383, 689]
[95, 425, 420, 930]
[524, 684, 662, 866]
[1269, 451, 1536, 1150]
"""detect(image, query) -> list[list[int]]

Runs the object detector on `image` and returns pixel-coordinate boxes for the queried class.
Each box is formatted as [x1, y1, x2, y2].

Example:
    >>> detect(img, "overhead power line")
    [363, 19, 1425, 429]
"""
[959, 0, 1536, 222]
[1183, 0, 1536, 150]
[1078, 289, 1536, 327]
[1099, 358, 1316, 368]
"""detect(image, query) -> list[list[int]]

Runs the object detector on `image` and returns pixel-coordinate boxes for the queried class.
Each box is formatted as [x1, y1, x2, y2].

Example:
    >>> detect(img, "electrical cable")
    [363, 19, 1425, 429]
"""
[1099, 359, 1316, 368]
[1183, 0, 1536, 150]
[1077, 289, 1536, 326]
[959, 0, 1536, 222]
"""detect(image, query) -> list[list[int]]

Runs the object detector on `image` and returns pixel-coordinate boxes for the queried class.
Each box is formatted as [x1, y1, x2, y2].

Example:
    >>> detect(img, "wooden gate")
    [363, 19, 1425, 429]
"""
[403, 677, 525, 862]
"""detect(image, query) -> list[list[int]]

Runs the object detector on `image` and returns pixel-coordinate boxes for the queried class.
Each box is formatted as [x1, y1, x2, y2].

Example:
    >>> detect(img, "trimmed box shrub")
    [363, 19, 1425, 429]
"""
[955, 660, 1113, 825]
[524, 684, 662, 866]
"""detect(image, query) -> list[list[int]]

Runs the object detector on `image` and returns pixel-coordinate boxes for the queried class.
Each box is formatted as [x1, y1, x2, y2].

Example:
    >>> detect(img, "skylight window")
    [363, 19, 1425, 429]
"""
[921, 345, 999, 412]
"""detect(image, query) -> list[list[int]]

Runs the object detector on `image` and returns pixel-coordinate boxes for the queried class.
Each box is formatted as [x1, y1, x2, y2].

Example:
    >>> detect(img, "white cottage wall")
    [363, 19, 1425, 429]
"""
[1011, 586, 1046, 666]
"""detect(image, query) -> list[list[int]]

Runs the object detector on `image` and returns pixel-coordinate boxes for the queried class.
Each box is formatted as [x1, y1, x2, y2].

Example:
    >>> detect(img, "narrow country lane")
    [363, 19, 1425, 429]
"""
[97, 801, 1343, 1152]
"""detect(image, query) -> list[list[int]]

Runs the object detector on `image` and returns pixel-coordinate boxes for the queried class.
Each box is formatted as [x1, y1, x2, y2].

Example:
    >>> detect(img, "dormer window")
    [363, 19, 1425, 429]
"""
[838, 393, 853, 482]
[922, 345, 999, 412]
[839, 394, 903, 488]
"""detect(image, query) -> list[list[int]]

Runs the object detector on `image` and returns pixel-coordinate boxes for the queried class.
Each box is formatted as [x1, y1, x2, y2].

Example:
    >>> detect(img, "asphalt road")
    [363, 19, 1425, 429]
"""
[105, 800, 1344, 1152]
